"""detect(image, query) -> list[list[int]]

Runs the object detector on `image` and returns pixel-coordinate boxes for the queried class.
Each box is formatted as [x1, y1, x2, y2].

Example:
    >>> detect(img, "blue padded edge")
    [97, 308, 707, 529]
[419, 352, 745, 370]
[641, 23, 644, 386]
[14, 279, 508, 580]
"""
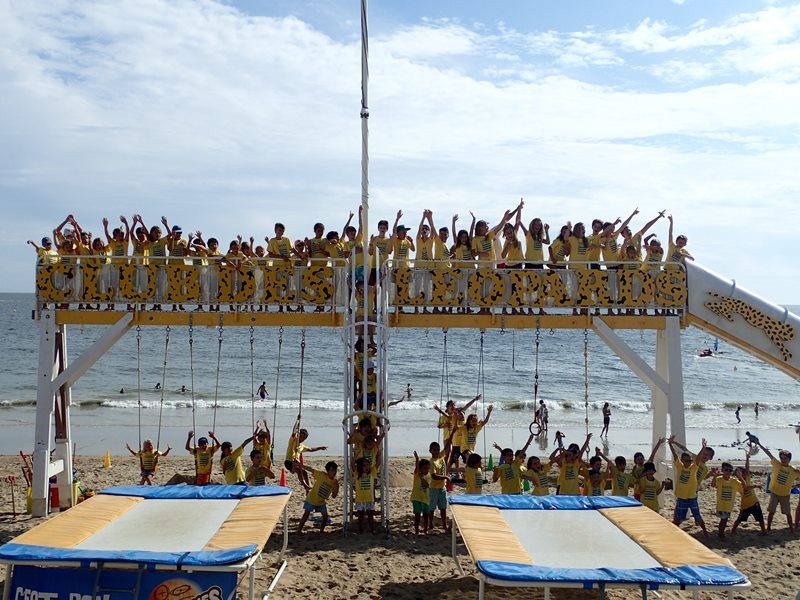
[99, 485, 290, 499]
[449, 494, 640, 510]
[476, 561, 747, 587]
[0, 543, 259, 567]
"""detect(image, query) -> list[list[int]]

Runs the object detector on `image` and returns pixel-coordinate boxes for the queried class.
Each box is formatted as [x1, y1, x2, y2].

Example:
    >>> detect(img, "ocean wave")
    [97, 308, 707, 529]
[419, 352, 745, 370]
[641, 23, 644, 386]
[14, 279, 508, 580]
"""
[0, 399, 36, 408]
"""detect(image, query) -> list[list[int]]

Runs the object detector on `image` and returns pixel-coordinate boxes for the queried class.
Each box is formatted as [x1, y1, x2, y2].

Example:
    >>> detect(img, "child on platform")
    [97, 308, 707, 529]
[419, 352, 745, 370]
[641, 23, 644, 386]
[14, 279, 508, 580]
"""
[753, 438, 800, 533]
[186, 431, 221, 486]
[730, 450, 765, 535]
[711, 461, 742, 538]
[297, 461, 339, 534]
[411, 451, 431, 534]
[245, 449, 274, 486]
[353, 457, 377, 534]
[126, 439, 171, 485]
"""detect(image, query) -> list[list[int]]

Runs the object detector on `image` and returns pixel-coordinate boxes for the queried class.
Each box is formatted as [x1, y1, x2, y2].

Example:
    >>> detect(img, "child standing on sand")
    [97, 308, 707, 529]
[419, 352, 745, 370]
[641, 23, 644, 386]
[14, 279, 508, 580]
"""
[730, 451, 765, 535]
[297, 461, 339, 534]
[353, 457, 376, 534]
[636, 462, 664, 512]
[126, 439, 171, 485]
[411, 451, 431, 534]
[668, 436, 709, 535]
[219, 430, 257, 485]
[245, 449, 274, 485]
[186, 431, 221, 486]
[753, 438, 800, 533]
[711, 461, 742, 538]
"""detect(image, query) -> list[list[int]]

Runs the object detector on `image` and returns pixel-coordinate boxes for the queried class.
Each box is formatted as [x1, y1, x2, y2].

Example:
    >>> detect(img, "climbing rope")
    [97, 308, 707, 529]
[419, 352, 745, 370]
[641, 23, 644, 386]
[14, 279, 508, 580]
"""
[583, 329, 590, 440]
[477, 329, 487, 458]
[136, 325, 142, 450]
[189, 314, 196, 442]
[156, 325, 170, 449]
[212, 314, 223, 432]
[298, 329, 307, 418]
[249, 325, 256, 432]
[272, 326, 283, 434]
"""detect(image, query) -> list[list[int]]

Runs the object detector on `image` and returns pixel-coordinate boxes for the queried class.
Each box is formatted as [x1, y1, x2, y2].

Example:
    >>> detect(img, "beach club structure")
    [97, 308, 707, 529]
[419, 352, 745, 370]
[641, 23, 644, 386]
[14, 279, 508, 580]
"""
[9, 2, 800, 598]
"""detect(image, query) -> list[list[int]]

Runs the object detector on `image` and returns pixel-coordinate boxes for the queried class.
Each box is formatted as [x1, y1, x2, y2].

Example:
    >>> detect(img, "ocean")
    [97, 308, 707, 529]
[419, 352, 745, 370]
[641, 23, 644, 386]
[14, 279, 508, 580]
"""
[1, 292, 799, 462]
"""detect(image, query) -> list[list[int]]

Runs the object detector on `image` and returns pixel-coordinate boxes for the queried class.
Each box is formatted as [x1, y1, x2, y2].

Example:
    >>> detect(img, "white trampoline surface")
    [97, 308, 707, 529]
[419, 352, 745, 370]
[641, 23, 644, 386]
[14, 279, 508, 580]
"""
[501, 509, 661, 570]
[75, 499, 238, 552]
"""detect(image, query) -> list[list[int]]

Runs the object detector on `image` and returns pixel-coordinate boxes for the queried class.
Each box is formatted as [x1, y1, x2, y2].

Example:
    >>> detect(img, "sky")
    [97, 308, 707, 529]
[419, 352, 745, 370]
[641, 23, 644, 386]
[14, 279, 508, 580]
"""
[1, 0, 799, 301]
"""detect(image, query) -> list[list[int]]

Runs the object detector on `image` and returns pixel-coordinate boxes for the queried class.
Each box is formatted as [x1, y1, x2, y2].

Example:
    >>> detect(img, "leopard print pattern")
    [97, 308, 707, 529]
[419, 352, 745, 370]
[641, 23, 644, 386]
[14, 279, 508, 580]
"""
[704, 292, 795, 361]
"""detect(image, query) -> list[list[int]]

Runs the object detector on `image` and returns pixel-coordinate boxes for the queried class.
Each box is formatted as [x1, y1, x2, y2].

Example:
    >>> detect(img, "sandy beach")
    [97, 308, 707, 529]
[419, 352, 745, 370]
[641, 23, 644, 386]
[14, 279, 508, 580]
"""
[0, 454, 798, 600]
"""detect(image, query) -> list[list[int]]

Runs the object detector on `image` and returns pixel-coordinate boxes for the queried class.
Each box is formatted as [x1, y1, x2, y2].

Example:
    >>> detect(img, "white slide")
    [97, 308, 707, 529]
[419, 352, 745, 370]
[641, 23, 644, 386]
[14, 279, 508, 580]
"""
[685, 262, 800, 379]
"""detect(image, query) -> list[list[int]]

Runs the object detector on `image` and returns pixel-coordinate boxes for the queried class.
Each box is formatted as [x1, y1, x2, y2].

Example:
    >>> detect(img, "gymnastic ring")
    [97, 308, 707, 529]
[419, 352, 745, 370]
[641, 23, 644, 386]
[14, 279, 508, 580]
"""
[528, 421, 541, 437]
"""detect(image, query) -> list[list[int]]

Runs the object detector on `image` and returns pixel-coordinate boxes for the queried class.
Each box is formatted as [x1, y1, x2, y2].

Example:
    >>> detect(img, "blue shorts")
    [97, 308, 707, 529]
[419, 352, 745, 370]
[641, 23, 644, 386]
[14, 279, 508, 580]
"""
[429, 487, 447, 511]
[354, 266, 365, 283]
[303, 500, 328, 514]
[674, 497, 702, 523]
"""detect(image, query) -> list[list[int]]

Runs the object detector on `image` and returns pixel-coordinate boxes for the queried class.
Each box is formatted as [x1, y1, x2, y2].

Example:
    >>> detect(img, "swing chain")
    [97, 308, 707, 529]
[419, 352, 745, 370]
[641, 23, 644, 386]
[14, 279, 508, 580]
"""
[249, 324, 254, 345]
[165, 325, 170, 343]
[583, 329, 590, 429]
[136, 325, 141, 342]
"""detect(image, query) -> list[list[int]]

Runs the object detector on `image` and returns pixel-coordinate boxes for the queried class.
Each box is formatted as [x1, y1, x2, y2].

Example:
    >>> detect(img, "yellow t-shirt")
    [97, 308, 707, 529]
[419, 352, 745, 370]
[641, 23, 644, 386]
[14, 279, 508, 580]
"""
[268, 237, 293, 261]
[557, 460, 582, 496]
[739, 474, 758, 509]
[245, 465, 272, 486]
[524, 232, 546, 263]
[610, 467, 634, 496]
[601, 234, 619, 263]
[415, 236, 435, 268]
[715, 477, 742, 513]
[410, 472, 430, 503]
[285, 437, 308, 463]
[307, 236, 327, 261]
[253, 440, 273, 469]
[461, 423, 484, 453]
[437, 414, 452, 441]
[190, 446, 218, 476]
[433, 237, 450, 265]
[529, 465, 551, 496]
[370, 236, 392, 268]
[503, 239, 524, 263]
[673, 459, 699, 500]
[637, 477, 661, 511]
[583, 475, 605, 496]
[496, 458, 525, 494]
[135, 450, 162, 472]
[392, 237, 413, 267]
[769, 459, 799, 496]
[549, 239, 567, 265]
[429, 456, 447, 490]
[568, 237, 589, 270]
[354, 472, 375, 503]
[36, 248, 60, 266]
[452, 245, 474, 269]
[471, 232, 496, 262]
[306, 469, 337, 506]
[464, 466, 483, 494]
[586, 234, 603, 262]
[219, 446, 246, 484]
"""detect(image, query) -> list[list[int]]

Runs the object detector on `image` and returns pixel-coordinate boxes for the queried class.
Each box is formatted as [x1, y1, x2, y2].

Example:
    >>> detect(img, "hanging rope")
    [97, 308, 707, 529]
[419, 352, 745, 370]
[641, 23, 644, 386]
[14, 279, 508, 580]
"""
[272, 326, 283, 433]
[439, 328, 450, 445]
[212, 314, 223, 432]
[156, 326, 170, 449]
[477, 329, 487, 458]
[583, 328, 590, 440]
[533, 321, 540, 409]
[249, 325, 256, 432]
[136, 325, 142, 450]
[298, 329, 307, 418]
[189, 314, 196, 442]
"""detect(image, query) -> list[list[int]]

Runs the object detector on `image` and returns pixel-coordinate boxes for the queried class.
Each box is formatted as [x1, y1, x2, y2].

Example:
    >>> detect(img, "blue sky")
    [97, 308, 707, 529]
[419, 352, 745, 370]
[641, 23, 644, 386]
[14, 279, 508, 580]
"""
[1, 0, 799, 301]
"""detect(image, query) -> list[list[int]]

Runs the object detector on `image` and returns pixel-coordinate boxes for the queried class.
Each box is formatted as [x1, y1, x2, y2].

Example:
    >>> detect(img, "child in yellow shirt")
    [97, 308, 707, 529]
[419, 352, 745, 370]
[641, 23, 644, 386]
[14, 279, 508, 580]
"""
[711, 461, 742, 538]
[411, 451, 431, 535]
[353, 457, 376, 534]
[297, 461, 339, 534]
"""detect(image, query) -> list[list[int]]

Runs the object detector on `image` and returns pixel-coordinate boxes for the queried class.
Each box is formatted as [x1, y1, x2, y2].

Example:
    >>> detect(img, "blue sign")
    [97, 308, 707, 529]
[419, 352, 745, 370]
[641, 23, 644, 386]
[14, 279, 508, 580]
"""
[11, 565, 237, 600]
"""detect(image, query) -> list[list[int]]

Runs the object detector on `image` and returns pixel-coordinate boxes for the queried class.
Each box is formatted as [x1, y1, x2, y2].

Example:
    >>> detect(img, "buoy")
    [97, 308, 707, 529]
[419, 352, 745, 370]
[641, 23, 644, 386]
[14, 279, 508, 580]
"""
[279, 468, 286, 486]
[103, 450, 112, 468]
[522, 478, 531, 492]
[487, 454, 494, 470]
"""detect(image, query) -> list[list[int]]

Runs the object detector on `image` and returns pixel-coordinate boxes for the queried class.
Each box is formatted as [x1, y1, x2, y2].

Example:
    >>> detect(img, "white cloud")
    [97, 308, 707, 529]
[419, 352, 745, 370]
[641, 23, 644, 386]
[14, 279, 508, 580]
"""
[1, 0, 800, 302]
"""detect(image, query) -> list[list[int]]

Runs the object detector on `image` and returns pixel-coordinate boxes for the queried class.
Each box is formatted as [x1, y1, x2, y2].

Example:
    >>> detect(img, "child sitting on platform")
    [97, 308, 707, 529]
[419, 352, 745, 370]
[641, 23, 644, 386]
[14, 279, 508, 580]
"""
[126, 439, 171, 485]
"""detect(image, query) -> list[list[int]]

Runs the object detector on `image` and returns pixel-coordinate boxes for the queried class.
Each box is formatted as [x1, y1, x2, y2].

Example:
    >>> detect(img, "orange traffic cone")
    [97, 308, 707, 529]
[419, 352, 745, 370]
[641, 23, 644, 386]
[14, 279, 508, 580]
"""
[279, 468, 286, 486]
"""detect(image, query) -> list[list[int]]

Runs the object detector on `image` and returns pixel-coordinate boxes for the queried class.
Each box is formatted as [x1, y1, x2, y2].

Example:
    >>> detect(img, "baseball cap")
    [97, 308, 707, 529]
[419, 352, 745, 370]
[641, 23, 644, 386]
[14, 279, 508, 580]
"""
[172, 225, 182, 233]
[41, 237, 52, 245]
[198, 437, 209, 445]
[367, 360, 375, 369]
[396, 225, 408, 231]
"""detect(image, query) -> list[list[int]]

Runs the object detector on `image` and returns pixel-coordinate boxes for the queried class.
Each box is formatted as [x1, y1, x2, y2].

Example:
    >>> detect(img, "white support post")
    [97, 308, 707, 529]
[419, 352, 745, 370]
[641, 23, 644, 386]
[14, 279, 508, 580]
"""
[665, 316, 686, 445]
[54, 323, 73, 510]
[32, 311, 57, 517]
[593, 319, 669, 396]
[653, 329, 669, 465]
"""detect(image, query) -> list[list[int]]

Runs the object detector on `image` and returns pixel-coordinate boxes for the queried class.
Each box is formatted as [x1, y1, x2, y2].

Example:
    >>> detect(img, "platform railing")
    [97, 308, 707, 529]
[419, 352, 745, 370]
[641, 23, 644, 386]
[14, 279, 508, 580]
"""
[33, 257, 687, 314]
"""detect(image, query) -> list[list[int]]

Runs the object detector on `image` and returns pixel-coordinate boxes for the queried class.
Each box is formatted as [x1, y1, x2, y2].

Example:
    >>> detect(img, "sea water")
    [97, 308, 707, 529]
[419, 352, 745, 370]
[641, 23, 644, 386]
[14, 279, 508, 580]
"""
[1, 293, 799, 461]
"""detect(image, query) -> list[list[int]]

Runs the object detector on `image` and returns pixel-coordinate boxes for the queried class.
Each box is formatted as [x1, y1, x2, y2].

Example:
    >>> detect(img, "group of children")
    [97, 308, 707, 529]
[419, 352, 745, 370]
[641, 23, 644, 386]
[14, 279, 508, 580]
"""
[31, 206, 694, 312]
[414, 408, 800, 538]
